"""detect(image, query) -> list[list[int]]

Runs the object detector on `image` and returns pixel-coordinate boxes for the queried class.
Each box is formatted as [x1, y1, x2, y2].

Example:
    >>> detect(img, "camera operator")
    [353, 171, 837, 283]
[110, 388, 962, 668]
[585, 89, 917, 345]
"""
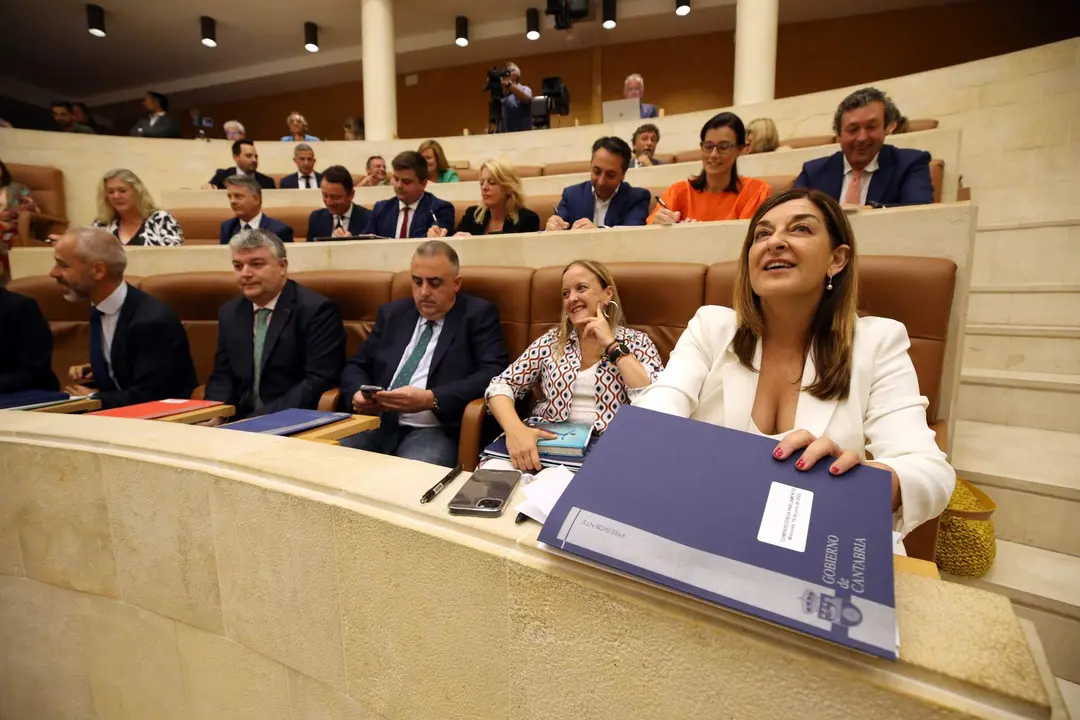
[500, 63, 534, 133]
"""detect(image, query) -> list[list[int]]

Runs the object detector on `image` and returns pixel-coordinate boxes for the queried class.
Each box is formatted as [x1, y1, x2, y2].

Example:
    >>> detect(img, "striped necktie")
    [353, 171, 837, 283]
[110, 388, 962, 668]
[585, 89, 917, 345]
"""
[844, 169, 864, 205]
[390, 320, 435, 390]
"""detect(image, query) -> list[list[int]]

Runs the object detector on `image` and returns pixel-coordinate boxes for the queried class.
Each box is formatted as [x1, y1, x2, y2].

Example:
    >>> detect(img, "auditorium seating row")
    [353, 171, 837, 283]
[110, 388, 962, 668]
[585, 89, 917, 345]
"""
[9, 257, 953, 559]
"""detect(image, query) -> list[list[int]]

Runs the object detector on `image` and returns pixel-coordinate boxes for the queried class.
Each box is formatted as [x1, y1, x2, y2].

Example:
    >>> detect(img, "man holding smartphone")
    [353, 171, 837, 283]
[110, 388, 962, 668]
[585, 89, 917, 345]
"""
[338, 240, 509, 467]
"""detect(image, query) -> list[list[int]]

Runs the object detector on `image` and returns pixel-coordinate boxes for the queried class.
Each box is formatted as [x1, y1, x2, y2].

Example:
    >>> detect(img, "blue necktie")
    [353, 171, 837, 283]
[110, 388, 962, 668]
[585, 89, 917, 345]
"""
[89, 308, 117, 392]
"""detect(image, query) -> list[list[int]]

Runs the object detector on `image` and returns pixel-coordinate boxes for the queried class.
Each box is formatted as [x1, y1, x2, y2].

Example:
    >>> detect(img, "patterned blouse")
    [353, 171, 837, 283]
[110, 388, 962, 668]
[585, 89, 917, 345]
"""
[93, 209, 184, 246]
[486, 326, 664, 434]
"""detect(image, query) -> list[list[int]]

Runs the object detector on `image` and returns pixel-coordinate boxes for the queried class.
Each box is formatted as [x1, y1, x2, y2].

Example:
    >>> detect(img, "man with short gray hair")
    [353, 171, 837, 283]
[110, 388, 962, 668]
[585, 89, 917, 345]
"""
[203, 228, 345, 421]
[339, 240, 509, 466]
[279, 142, 322, 189]
[624, 74, 659, 119]
[794, 86, 933, 207]
[219, 175, 295, 244]
[49, 226, 196, 409]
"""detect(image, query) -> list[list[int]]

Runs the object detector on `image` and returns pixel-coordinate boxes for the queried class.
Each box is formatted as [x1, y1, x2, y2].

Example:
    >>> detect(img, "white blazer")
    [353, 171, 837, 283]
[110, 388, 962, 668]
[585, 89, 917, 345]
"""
[633, 306, 955, 535]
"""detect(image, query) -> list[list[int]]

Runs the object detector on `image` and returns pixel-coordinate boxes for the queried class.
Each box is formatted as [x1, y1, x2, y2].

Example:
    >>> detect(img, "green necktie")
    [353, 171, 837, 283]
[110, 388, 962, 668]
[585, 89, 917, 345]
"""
[391, 320, 435, 390]
[253, 308, 271, 409]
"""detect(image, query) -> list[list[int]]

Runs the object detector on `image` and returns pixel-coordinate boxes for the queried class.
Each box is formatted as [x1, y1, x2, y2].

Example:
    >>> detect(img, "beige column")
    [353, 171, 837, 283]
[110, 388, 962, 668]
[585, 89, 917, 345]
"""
[361, 0, 397, 141]
[733, 0, 779, 106]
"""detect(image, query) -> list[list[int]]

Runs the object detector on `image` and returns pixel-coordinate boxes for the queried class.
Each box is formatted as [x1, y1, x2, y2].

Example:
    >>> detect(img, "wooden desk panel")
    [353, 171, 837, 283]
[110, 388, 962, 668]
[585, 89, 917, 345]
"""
[294, 415, 380, 442]
[33, 398, 102, 414]
[156, 405, 236, 424]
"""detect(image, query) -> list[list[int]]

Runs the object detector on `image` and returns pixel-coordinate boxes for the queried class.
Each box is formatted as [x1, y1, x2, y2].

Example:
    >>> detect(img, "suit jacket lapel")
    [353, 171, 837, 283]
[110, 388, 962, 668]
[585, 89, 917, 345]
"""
[793, 351, 838, 438]
[348, 204, 365, 235]
[413, 194, 432, 237]
[429, 299, 463, 377]
[721, 339, 760, 432]
[826, 154, 845, 201]
[111, 283, 138, 369]
[261, 281, 295, 366]
[387, 305, 420, 386]
[867, 147, 896, 205]
[234, 299, 255, 383]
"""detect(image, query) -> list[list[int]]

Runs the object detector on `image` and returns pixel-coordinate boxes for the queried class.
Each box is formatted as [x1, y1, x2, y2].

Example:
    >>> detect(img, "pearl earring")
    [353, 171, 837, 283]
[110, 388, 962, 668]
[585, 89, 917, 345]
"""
[826, 275, 834, 291]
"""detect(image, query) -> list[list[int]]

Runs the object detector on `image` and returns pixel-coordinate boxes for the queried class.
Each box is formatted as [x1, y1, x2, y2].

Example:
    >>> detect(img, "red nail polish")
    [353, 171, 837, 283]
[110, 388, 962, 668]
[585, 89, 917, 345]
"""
[795, 459, 806, 469]
[773, 447, 784, 458]
[830, 465, 840, 474]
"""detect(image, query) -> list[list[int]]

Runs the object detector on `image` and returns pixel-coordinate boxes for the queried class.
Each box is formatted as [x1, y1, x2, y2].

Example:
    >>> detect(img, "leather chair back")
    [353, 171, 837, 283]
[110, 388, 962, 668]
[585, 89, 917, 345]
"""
[8, 163, 66, 219]
[457, 168, 480, 182]
[542, 160, 592, 176]
[391, 266, 534, 359]
[139, 273, 238, 384]
[292, 270, 394, 359]
[530, 262, 707, 364]
[929, 159, 944, 204]
[904, 119, 939, 133]
[703, 256, 956, 423]
[171, 207, 313, 243]
[778, 134, 837, 150]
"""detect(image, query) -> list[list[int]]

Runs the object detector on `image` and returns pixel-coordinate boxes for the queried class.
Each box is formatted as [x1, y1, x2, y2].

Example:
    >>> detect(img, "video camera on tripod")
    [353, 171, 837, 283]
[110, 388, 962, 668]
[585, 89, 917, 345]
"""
[482, 64, 514, 132]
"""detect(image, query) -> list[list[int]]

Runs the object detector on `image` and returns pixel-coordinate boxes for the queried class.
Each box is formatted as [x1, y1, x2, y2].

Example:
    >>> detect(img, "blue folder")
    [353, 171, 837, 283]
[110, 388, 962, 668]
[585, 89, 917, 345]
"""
[481, 433, 598, 470]
[219, 409, 351, 436]
[538, 405, 898, 660]
[0, 390, 70, 410]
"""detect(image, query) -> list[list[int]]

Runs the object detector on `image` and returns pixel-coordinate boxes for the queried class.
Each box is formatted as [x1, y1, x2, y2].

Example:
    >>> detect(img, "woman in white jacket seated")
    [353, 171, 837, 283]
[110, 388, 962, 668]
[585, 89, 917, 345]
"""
[633, 188, 955, 537]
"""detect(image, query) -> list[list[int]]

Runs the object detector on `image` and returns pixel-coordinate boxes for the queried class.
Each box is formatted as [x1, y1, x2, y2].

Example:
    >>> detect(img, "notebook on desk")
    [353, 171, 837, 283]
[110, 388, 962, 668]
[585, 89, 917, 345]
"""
[88, 399, 223, 419]
[537, 405, 899, 660]
[0, 390, 71, 411]
[219, 409, 350, 436]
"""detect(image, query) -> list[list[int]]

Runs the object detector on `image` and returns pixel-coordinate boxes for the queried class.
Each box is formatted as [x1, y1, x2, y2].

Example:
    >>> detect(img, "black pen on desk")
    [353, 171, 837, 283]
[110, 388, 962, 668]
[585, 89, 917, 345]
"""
[419, 464, 463, 504]
[515, 512, 529, 524]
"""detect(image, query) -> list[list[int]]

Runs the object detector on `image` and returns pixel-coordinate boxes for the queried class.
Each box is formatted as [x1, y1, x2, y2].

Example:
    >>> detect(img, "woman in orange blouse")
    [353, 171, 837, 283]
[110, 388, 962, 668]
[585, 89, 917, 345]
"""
[648, 112, 770, 225]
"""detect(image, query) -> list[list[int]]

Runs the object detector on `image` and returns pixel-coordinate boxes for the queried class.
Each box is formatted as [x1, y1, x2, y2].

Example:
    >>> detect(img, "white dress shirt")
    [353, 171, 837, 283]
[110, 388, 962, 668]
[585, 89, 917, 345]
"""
[334, 204, 354, 232]
[251, 292, 280, 336]
[393, 315, 445, 428]
[633, 306, 956, 536]
[841, 153, 880, 206]
[93, 282, 129, 387]
[238, 212, 263, 232]
[148, 111, 166, 127]
[593, 184, 620, 227]
[299, 174, 316, 189]
[395, 199, 421, 238]
[234, 167, 249, 176]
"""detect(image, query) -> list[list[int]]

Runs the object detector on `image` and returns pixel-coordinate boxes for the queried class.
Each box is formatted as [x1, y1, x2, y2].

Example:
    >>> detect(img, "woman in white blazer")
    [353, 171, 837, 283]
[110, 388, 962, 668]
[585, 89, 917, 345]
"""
[634, 188, 955, 537]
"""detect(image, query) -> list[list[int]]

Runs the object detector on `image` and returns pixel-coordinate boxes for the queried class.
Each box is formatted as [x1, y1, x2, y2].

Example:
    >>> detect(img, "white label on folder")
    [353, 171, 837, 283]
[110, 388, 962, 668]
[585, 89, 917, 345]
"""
[757, 482, 813, 553]
[160, 399, 188, 404]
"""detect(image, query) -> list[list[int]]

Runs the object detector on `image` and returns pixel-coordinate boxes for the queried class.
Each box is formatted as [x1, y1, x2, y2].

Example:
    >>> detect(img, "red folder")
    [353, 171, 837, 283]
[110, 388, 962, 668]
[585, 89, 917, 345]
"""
[88, 399, 223, 420]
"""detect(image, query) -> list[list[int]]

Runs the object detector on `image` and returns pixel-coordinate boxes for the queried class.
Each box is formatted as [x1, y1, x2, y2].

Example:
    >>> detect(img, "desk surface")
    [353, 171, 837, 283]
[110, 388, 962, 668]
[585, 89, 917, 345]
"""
[293, 414, 380, 441]
[156, 404, 236, 424]
[32, 397, 102, 414]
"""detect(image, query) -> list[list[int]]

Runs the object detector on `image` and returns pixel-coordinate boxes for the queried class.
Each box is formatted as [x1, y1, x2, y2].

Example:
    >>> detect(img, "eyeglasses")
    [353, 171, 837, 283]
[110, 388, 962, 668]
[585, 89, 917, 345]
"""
[700, 141, 740, 154]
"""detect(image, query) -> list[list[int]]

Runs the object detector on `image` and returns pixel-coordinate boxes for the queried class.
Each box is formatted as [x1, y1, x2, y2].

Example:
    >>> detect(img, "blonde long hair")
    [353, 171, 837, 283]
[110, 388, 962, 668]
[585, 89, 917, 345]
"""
[732, 188, 858, 401]
[746, 118, 779, 154]
[95, 168, 158, 223]
[473, 158, 525, 226]
[556, 260, 625, 361]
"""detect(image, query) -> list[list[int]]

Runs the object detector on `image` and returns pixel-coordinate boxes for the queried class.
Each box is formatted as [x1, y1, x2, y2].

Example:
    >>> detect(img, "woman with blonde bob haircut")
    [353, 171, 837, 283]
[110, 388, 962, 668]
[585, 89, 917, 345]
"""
[634, 188, 955, 538]
[430, 158, 540, 237]
[745, 117, 779, 154]
[92, 169, 183, 246]
[485, 259, 664, 470]
[282, 111, 319, 142]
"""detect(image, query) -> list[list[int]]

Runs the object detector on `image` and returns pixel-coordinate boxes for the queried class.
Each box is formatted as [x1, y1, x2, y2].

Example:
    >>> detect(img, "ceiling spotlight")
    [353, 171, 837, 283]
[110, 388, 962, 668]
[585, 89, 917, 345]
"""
[455, 16, 469, 47]
[200, 16, 217, 48]
[602, 0, 616, 29]
[526, 8, 540, 40]
[304, 21, 319, 52]
[86, 4, 106, 38]
[675, 0, 691, 16]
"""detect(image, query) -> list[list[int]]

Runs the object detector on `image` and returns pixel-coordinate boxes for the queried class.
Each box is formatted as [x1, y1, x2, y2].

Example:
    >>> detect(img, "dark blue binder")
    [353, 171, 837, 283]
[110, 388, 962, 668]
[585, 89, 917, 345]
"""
[481, 433, 598, 470]
[0, 390, 70, 410]
[219, 409, 351, 436]
[538, 405, 898, 660]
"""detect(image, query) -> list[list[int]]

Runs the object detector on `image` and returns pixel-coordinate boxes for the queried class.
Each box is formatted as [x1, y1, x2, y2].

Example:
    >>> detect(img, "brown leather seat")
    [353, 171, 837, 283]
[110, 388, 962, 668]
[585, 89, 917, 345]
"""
[903, 119, 939, 133]
[457, 168, 480, 182]
[542, 160, 592, 177]
[929, 159, 944, 204]
[778, 134, 837, 150]
[139, 273, 238, 384]
[292, 270, 395, 360]
[171, 207, 313, 244]
[704, 255, 957, 561]
[7, 163, 69, 246]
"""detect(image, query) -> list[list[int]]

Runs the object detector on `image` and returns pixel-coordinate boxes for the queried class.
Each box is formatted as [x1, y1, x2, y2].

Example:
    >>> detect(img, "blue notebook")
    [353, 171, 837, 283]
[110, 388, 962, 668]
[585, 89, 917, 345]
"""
[482, 433, 598, 470]
[0, 390, 70, 411]
[534, 422, 594, 456]
[538, 405, 898, 660]
[220, 409, 351, 436]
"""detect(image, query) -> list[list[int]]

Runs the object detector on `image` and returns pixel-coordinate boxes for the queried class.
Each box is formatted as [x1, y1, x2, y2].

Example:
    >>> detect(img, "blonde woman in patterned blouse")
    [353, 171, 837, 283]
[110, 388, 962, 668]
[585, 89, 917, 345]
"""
[92, 168, 184, 246]
[486, 259, 663, 471]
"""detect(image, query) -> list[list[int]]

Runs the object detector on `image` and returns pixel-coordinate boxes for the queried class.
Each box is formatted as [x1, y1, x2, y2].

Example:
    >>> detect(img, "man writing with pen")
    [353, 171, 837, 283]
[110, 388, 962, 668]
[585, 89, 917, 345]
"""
[545, 137, 651, 232]
[362, 151, 455, 238]
[337, 240, 510, 467]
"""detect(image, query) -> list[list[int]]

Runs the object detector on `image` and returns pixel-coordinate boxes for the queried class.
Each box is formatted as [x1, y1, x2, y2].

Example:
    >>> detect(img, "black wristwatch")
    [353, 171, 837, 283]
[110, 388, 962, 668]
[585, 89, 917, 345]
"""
[430, 392, 441, 413]
[605, 341, 631, 363]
